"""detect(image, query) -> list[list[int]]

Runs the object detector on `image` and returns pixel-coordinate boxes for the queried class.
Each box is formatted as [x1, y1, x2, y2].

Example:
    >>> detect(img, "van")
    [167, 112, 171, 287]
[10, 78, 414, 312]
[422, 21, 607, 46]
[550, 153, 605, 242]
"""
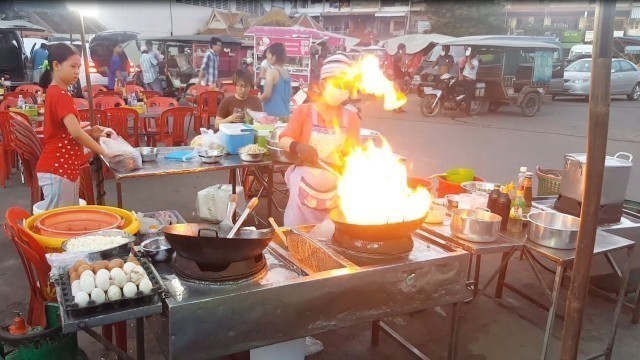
[568, 44, 592, 58]
[0, 20, 47, 88]
[79, 31, 140, 89]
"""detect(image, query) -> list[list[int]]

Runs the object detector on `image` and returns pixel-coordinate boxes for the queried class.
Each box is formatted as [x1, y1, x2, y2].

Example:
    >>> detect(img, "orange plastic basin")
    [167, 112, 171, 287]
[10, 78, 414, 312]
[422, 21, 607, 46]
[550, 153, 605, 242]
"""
[34, 209, 123, 240]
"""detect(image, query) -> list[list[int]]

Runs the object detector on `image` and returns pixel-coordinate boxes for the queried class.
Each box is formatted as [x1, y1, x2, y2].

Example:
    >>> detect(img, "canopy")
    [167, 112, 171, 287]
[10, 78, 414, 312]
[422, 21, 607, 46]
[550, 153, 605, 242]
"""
[383, 34, 454, 55]
[625, 46, 640, 55]
[142, 34, 242, 44]
[441, 36, 560, 50]
[245, 25, 346, 47]
[292, 14, 324, 32]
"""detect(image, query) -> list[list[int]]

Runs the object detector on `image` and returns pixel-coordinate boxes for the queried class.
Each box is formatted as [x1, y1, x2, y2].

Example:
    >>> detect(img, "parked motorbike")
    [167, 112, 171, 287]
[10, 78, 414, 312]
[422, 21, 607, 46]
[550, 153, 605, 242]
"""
[419, 73, 485, 117]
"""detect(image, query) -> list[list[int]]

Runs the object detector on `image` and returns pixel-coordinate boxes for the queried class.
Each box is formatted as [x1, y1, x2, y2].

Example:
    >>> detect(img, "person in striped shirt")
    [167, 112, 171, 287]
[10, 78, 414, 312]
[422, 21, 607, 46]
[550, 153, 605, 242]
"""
[197, 37, 222, 90]
[139, 46, 162, 92]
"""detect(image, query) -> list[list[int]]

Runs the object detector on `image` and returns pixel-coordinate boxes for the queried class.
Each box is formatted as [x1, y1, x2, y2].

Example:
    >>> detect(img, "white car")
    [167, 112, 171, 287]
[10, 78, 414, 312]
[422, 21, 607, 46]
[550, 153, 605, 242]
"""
[559, 58, 640, 101]
[78, 31, 140, 89]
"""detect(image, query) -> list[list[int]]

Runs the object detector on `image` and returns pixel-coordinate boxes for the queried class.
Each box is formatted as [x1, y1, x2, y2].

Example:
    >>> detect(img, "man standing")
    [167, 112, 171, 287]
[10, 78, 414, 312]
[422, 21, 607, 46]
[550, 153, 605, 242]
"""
[392, 43, 407, 113]
[108, 43, 127, 90]
[145, 40, 163, 62]
[433, 45, 455, 75]
[197, 37, 222, 90]
[139, 46, 162, 92]
[461, 47, 479, 115]
[32, 43, 48, 83]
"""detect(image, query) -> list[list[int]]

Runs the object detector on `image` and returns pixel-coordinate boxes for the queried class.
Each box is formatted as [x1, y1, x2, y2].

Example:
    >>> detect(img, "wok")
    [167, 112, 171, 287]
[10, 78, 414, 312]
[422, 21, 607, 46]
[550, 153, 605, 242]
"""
[329, 209, 425, 242]
[162, 223, 273, 266]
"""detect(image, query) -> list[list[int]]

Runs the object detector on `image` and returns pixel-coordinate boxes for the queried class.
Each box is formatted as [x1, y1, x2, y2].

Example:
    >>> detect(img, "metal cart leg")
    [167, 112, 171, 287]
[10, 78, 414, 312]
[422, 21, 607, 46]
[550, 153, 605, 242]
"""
[371, 320, 381, 346]
[78, 322, 135, 360]
[541, 263, 564, 360]
[136, 317, 146, 360]
[603, 248, 633, 360]
[632, 286, 640, 324]
[473, 255, 482, 298]
[267, 165, 273, 220]
[116, 182, 123, 208]
[448, 302, 460, 360]
[495, 251, 512, 299]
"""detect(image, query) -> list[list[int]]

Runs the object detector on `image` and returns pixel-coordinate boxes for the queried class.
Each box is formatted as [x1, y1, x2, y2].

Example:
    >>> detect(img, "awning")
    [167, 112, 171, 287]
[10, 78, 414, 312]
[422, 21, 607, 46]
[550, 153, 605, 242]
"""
[631, 6, 640, 19]
[375, 12, 406, 17]
[625, 45, 640, 54]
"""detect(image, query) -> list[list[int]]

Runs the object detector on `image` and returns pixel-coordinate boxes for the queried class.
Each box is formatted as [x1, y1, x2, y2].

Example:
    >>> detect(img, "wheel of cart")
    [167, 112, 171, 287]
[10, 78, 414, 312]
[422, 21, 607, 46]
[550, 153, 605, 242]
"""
[518, 88, 543, 117]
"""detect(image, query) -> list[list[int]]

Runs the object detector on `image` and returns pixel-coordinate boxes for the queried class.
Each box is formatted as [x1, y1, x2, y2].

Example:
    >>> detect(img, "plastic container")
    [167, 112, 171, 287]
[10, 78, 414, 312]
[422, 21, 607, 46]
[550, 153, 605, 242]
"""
[33, 199, 87, 215]
[536, 166, 562, 196]
[219, 123, 254, 154]
[437, 175, 485, 198]
[35, 209, 123, 239]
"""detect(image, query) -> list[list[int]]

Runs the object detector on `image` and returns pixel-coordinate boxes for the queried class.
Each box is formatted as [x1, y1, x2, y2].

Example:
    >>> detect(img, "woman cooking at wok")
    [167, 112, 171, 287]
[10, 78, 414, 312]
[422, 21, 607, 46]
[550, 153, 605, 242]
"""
[279, 54, 361, 227]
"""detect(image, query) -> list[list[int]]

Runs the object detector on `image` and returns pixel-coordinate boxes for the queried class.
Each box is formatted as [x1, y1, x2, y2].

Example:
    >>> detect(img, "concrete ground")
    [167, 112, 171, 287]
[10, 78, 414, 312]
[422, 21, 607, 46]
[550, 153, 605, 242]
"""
[1, 95, 640, 359]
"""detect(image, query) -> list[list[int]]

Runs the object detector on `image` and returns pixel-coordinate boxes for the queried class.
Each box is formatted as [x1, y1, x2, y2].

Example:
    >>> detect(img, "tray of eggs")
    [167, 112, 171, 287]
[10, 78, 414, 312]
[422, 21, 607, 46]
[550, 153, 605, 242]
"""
[54, 255, 163, 316]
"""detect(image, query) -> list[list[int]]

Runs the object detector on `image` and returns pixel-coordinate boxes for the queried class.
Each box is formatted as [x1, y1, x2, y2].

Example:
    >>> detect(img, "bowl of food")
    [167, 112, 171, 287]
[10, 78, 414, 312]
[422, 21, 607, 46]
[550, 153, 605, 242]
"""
[239, 144, 267, 162]
[138, 147, 158, 162]
[198, 149, 224, 164]
[61, 230, 135, 259]
[141, 236, 174, 262]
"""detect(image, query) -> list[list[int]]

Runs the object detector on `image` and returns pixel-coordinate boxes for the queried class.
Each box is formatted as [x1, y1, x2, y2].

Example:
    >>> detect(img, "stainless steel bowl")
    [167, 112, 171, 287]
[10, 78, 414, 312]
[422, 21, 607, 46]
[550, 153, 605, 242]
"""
[267, 144, 294, 164]
[138, 147, 158, 162]
[61, 230, 135, 260]
[527, 211, 580, 249]
[239, 152, 265, 162]
[198, 149, 224, 164]
[141, 236, 174, 262]
[450, 208, 501, 243]
[461, 181, 501, 194]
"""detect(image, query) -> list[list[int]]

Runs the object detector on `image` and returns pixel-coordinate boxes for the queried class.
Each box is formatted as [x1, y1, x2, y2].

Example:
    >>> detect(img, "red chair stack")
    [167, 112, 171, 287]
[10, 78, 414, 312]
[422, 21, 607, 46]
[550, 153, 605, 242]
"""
[93, 97, 125, 110]
[104, 108, 140, 147]
[195, 90, 223, 131]
[156, 107, 193, 147]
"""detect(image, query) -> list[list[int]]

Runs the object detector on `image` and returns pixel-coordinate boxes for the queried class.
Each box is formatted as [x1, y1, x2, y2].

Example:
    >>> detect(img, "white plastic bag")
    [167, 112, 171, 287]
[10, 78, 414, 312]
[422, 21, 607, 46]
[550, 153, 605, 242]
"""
[190, 128, 225, 152]
[196, 184, 232, 222]
[46, 252, 95, 278]
[100, 136, 142, 172]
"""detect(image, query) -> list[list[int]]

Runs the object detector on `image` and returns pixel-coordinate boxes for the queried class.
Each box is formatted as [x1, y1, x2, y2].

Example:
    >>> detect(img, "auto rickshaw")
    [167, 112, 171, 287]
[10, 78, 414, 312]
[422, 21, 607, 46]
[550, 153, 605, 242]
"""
[436, 37, 560, 117]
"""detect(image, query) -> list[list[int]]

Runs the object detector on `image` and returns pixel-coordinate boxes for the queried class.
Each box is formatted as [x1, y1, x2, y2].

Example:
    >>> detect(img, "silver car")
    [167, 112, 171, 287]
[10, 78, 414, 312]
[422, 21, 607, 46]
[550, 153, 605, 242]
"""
[559, 58, 640, 101]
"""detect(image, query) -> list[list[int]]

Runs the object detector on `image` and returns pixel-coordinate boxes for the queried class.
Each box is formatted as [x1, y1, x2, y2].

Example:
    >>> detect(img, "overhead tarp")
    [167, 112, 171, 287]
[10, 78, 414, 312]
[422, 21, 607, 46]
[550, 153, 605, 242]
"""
[625, 46, 640, 54]
[441, 37, 560, 50]
[245, 25, 346, 47]
[631, 6, 640, 19]
[375, 12, 406, 17]
[141, 34, 242, 44]
[383, 33, 454, 55]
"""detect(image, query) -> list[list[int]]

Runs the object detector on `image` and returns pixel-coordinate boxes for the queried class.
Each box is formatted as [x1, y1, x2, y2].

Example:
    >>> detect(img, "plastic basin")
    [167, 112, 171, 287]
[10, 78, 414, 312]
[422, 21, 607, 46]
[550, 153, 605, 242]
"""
[444, 168, 475, 184]
[35, 209, 123, 239]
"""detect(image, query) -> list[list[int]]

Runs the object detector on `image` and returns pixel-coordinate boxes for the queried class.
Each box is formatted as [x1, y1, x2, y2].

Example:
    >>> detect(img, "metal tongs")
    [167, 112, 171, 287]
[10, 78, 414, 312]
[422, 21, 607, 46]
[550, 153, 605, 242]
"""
[317, 159, 341, 178]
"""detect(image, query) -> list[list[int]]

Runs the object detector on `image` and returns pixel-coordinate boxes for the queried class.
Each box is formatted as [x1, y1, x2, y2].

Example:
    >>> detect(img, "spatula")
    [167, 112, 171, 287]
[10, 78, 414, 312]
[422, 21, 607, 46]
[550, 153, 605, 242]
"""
[227, 197, 259, 238]
[268, 217, 287, 246]
[221, 194, 238, 227]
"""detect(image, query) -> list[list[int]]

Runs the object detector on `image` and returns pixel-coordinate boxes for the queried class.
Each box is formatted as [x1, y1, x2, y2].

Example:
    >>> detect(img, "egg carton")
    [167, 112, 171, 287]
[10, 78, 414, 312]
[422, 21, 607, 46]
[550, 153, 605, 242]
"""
[54, 256, 163, 317]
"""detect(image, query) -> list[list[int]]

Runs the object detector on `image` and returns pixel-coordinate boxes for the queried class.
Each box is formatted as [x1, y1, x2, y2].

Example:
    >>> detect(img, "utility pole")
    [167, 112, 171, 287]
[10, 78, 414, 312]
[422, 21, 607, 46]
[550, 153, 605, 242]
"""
[169, 0, 174, 36]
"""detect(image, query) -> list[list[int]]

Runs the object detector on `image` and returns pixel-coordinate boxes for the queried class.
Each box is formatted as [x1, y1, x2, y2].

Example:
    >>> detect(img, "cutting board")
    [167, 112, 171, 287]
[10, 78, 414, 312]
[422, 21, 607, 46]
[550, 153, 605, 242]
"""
[164, 150, 197, 161]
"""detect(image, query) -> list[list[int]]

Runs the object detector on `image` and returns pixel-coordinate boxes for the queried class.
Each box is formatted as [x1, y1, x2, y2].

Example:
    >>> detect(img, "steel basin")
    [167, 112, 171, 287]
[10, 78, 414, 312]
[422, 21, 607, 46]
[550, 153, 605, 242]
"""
[450, 208, 501, 243]
[527, 211, 580, 249]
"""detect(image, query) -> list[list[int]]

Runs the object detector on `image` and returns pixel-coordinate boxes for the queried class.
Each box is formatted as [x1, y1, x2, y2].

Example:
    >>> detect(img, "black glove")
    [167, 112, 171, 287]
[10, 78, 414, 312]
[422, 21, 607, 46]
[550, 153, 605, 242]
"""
[291, 142, 318, 165]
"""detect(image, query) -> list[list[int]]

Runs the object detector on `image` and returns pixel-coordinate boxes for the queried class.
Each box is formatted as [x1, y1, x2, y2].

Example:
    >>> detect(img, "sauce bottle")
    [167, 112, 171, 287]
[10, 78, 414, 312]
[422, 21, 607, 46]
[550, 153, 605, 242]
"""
[508, 190, 526, 233]
[522, 172, 533, 214]
[487, 183, 501, 213]
[495, 189, 511, 231]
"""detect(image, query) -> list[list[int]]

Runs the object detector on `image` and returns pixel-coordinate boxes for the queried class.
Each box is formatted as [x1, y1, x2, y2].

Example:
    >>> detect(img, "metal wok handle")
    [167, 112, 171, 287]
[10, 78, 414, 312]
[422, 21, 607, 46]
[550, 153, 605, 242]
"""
[564, 154, 583, 176]
[197, 228, 220, 239]
[614, 152, 633, 163]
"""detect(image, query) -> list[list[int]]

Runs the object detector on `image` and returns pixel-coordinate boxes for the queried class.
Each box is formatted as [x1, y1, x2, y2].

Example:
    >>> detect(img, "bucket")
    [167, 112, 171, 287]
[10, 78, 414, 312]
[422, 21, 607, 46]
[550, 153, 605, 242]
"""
[437, 176, 485, 198]
[33, 199, 87, 215]
[443, 168, 474, 184]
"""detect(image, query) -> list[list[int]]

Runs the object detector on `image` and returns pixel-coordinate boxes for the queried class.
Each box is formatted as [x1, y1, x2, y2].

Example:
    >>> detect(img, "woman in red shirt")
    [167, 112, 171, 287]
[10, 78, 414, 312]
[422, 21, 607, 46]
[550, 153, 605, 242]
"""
[278, 54, 361, 226]
[36, 43, 113, 210]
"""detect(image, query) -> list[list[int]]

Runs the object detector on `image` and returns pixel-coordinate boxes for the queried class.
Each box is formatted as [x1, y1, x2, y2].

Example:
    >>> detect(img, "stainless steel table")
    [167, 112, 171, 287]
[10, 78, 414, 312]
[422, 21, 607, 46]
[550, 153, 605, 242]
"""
[104, 146, 273, 219]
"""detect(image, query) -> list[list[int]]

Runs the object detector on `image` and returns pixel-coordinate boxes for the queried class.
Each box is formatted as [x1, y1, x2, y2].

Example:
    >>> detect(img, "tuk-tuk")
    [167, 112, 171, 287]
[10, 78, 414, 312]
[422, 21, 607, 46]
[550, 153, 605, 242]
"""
[436, 37, 560, 117]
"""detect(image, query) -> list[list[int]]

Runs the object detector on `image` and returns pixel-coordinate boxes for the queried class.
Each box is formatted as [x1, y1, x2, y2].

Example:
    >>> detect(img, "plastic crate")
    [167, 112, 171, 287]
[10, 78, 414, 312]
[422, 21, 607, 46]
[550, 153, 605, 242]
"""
[536, 166, 563, 196]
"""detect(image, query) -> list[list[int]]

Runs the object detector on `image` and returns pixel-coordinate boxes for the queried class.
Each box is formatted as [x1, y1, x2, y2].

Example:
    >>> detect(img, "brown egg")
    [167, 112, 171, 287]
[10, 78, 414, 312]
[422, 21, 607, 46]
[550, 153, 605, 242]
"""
[127, 256, 137, 263]
[107, 259, 125, 271]
[70, 272, 79, 283]
[77, 264, 92, 275]
[72, 260, 88, 272]
[92, 261, 107, 273]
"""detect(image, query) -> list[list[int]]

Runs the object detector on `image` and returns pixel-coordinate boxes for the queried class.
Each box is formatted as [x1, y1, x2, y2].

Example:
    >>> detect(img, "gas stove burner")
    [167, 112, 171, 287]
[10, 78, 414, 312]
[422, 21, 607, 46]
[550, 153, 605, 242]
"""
[554, 194, 624, 224]
[173, 254, 267, 285]
[331, 229, 413, 258]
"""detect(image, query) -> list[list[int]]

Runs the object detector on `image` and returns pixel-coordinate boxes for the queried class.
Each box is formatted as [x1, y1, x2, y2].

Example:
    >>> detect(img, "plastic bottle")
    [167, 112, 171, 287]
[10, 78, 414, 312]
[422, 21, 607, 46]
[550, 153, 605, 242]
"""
[487, 183, 502, 213]
[508, 190, 526, 233]
[517, 166, 528, 189]
[129, 92, 137, 107]
[17, 95, 25, 109]
[495, 189, 511, 231]
[0, 77, 5, 95]
[523, 172, 533, 214]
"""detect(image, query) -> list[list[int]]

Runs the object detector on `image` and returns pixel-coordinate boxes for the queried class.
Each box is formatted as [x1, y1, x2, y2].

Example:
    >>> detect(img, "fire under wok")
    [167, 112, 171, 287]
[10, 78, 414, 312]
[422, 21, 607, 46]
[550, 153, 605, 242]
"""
[162, 224, 273, 266]
[329, 209, 426, 242]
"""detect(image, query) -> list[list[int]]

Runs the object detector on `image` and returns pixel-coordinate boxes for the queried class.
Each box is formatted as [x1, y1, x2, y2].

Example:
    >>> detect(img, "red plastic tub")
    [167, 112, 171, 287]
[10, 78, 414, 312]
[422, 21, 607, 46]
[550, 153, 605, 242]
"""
[437, 176, 485, 198]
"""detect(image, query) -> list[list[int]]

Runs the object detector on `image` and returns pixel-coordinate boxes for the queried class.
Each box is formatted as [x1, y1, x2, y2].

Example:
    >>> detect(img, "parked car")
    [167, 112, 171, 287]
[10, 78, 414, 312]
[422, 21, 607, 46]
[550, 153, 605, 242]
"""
[0, 20, 47, 88]
[558, 58, 640, 101]
[565, 53, 592, 66]
[79, 31, 140, 89]
[568, 44, 592, 58]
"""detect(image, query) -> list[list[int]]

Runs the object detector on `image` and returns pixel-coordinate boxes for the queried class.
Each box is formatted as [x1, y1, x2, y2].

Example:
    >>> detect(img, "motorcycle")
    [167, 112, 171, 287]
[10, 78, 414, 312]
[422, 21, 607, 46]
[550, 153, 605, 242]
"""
[419, 73, 485, 117]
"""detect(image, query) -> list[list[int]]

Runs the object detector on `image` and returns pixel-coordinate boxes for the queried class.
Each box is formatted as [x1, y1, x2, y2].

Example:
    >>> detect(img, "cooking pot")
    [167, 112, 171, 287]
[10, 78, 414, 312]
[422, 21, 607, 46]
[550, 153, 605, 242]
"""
[527, 211, 580, 249]
[450, 208, 501, 243]
[559, 152, 633, 205]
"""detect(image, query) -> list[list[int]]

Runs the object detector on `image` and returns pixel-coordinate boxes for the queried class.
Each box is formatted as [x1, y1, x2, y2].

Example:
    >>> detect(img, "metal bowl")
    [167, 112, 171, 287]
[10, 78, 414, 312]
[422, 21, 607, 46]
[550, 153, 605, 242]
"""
[61, 230, 135, 260]
[266, 144, 294, 164]
[450, 208, 501, 243]
[461, 181, 501, 194]
[527, 211, 580, 249]
[239, 152, 265, 162]
[138, 147, 158, 162]
[141, 236, 174, 262]
[198, 149, 224, 164]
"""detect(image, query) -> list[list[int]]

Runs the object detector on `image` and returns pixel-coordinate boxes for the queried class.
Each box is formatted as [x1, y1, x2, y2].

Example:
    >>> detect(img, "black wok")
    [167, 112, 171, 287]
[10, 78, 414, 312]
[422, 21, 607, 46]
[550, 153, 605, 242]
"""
[329, 209, 425, 242]
[162, 223, 273, 266]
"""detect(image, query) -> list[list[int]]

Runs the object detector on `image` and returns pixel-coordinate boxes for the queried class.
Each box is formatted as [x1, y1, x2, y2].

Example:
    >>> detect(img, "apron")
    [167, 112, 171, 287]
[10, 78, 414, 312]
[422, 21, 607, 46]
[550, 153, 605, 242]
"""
[283, 107, 349, 227]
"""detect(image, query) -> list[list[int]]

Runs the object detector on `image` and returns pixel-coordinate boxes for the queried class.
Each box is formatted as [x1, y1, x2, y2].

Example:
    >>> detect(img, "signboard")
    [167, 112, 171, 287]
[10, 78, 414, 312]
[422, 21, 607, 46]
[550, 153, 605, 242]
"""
[416, 21, 431, 33]
[585, 30, 625, 42]
[254, 36, 311, 57]
[560, 30, 583, 43]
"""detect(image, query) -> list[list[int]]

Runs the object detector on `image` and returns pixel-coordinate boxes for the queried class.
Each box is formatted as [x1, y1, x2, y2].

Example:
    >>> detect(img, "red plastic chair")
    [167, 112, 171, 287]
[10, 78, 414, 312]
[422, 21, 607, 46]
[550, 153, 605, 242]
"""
[0, 98, 18, 111]
[78, 108, 108, 126]
[147, 96, 178, 108]
[222, 84, 236, 95]
[104, 108, 140, 147]
[3, 91, 37, 104]
[8, 115, 43, 207]
[185, 84, 209, 107]
[73, 98, 89, 110]
[82, 85, 107, 99]
[140, 90, 161, 101]
[195, 91, 223, 131]
[156, 107, 192, 147]
[94, 90, 123, 99]
[0, 111, 27, 187]
[16, 84, 44, 94]
[125, 85, 144, 95]
[93, 96, 125, 110]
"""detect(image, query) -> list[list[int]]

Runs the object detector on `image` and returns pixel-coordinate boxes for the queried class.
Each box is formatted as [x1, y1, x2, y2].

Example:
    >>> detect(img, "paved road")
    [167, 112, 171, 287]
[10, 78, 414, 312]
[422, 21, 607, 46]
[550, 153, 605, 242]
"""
[360, 94, 640, 201]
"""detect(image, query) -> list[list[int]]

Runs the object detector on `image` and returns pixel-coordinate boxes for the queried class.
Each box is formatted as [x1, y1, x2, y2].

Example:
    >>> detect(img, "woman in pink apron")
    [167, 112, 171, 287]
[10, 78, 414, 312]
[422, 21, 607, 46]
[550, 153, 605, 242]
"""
[279, 54, 361, 227]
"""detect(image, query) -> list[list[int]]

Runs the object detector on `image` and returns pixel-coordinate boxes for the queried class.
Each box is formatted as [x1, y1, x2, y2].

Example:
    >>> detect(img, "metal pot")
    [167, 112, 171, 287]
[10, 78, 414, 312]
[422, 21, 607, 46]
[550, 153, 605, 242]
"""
[450, 208, 501, 243]
[527, 211, 580, 249]
[559, 152, 633, 205]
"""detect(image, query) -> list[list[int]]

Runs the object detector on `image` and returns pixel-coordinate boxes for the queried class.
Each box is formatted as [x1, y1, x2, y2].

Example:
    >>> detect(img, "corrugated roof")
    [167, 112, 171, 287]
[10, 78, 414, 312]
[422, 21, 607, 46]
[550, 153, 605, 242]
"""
[631, 6, 640, 19]
[28, 9, 106, 34]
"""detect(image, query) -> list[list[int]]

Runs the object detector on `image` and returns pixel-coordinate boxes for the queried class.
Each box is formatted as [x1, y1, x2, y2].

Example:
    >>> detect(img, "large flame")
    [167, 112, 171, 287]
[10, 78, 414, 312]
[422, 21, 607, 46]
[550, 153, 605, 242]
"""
[337, 140, 431, 225]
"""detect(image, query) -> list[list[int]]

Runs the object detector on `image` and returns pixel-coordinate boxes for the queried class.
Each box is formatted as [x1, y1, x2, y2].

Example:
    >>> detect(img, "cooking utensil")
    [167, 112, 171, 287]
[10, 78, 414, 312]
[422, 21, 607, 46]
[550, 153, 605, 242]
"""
[35, 209, 124, 240]
[450, 208, 501, 243]
[198, 149, 224, 164]
[329, 209, 425, 242]
[267, 144, 294, 164]
[445, 194, 459, 209]
[527, 211, 580, 249]
[461, 181, 500, 194]
[162, 223, 273, 265]
[141, 236, 175, 262]
[221, 194, 238, 227]
[61, 229, 135, 259]
[559, 152, 633, 205]
[425, 205, 447, 224]
[407, 177, 433, 193]
[139, 147, 158, 162]
[239, 152, 265, 162]
[268, 217, 287, 246]
[317, 159, 341, 177]
[227, 197, 259, 238]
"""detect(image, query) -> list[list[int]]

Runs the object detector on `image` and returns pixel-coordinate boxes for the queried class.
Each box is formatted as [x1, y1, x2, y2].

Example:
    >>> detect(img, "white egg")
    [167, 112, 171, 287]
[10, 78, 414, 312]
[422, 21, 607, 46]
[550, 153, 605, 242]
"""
[110, 267, 125, 280]
[75, 291, 90, 307]
[138, 278, 153, 294]
[80, 275, 95, 293]
[80, 270, 94, 279]
[71, 280, 82, 296]
[122, 262, 136, 275]
[90, 288, 106, 304]
[96, 269, 110, 279]
[95, 271, 111, 291]
[107, 285, 122, 301]
[122, 282, 137, 298]
[129, 266, 147, 286]
[112, 271, 127, 289]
